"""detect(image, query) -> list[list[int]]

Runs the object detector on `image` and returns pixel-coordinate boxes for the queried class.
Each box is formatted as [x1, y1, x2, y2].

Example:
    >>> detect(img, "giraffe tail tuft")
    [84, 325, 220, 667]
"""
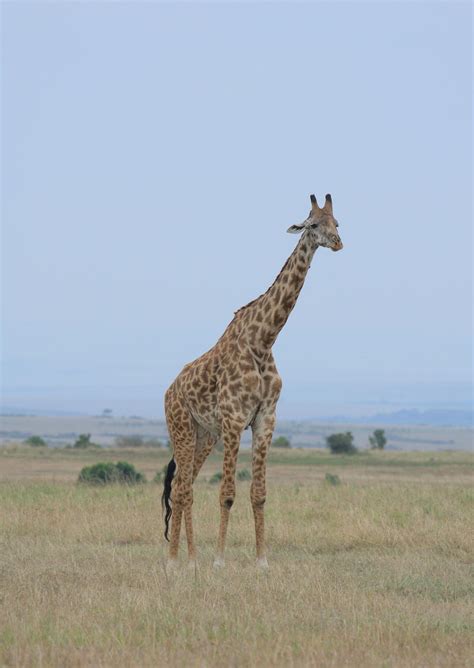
[162, 458, 176, 541]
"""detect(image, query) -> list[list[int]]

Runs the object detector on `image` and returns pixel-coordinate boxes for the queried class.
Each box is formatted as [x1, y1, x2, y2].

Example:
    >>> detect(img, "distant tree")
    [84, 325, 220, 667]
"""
[73, 433, 99, 449]
[272, 436, 291, 449]
[369, 429, 387, 450]
[326, 432, 357, 455]
[24, 435, 47, 447]
[102, 409, 113, 417]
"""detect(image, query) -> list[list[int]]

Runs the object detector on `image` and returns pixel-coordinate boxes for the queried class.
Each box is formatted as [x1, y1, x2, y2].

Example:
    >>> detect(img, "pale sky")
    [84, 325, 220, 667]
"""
[2, 1, 472, 417]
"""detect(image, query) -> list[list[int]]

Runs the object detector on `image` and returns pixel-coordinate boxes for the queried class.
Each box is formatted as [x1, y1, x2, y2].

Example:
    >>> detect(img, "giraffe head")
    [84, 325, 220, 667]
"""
[287, 194, 343, 251]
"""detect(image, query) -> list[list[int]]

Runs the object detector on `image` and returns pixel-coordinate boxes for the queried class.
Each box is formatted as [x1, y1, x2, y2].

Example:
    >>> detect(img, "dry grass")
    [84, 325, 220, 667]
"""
[0, 448, 473, 667]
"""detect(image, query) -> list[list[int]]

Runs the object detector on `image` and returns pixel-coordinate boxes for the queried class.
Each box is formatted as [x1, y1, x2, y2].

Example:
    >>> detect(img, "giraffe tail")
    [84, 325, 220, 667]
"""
[161, 458, 176, 541]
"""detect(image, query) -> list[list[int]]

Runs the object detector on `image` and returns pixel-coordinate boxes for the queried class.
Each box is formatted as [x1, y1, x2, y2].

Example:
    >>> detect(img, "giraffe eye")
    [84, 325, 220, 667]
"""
[310, 223, 318, 229]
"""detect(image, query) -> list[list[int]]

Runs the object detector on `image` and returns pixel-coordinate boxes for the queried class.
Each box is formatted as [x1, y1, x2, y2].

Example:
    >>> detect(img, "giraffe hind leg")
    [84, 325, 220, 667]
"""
[164, 389, 197, 567]
[193, 430, 218, 482]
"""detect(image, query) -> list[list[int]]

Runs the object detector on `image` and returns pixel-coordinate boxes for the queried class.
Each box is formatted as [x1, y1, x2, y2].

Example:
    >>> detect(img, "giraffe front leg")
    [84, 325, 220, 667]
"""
[184, 500, 196, 571]
[167, 498, 183, 572]
[251, 411, 275, 569]
[214, 423, 241, 568]
[167, 461, 195, 573]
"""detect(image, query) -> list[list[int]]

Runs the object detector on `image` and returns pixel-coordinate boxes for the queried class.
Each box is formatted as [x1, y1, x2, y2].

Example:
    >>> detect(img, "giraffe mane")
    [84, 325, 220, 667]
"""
[233, 256, 292, 315]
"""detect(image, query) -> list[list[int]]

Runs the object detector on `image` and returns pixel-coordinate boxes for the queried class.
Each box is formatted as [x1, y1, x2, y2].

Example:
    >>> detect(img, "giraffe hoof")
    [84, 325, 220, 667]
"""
[187, 560, 197, 572]
[213, 556, 225, 569]
[256, 557, 269, 570]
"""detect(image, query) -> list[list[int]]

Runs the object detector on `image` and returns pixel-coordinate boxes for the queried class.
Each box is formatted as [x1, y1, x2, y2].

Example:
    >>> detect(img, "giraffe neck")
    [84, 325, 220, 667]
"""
[240, 235, 318, 355]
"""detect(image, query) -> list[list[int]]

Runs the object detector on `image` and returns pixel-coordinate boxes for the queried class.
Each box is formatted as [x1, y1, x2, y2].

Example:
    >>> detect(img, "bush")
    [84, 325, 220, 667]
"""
[116, 435, 166, 448]
[115, 461, 146, 483]
[78, 461, 146, 485]
[326, 432, 357, 455]
[78, 462, 117, 484]
[209, 470, 250, 483]
[153, 464, 170, 483]
[73, 434, 99, 449]
[272, 436, 291, 449]
[24, 436, 47, 447]
[369, 429, 387, 450]
[325, 472, 341, 486]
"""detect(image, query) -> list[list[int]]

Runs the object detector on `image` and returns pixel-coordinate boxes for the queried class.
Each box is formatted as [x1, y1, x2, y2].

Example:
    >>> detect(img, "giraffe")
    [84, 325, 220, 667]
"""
[162, 193, 343, 571]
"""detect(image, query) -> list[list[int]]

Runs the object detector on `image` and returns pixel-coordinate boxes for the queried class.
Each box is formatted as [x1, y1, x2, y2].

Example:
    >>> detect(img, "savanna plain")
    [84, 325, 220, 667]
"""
[1, 445, 473, 667]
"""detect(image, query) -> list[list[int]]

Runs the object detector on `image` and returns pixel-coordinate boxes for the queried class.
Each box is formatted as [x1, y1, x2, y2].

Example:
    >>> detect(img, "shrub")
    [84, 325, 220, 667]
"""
[272, 436, 291, 449]
[325, 472, 341, 486]
[116, 435, 166, 448]
[153, 464, 170, 483]
[209, 470, 250, 483]
[24, 436, 47, 447]
[369, 429, 387, 450]
[115, 461, 146, 483]
[73, 434, 99, 449]
[78, 461, 146, 485]
[326, 432, 357, 455]
[78, 462, 118, 484]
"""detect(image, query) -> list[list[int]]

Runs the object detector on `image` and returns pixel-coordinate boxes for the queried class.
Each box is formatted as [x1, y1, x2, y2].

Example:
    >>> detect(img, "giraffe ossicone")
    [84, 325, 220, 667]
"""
[162, 193, 343, 569]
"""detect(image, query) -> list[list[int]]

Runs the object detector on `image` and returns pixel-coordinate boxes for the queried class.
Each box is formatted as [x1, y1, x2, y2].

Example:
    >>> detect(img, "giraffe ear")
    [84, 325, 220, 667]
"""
[287, 224, 305, 234]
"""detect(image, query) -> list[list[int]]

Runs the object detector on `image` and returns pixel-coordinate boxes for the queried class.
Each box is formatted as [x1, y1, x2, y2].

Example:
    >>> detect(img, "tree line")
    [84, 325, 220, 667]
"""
[25, 429, 387, 453]
[272, 429, 387, 453]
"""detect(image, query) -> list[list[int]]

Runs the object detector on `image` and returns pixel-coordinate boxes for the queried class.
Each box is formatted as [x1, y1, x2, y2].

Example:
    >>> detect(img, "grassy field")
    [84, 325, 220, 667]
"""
[1, 446, 473, 667]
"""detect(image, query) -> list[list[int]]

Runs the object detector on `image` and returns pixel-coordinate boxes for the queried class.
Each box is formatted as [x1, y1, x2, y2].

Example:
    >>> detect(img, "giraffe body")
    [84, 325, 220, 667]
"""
[163, 193, 343, 569]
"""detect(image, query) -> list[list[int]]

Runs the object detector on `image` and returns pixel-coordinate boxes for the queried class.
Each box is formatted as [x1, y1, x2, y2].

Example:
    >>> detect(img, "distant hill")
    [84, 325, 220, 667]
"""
[346, 409, 473, 427]
[2, 405, 472, 428]
[0, 406, 86, 417]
